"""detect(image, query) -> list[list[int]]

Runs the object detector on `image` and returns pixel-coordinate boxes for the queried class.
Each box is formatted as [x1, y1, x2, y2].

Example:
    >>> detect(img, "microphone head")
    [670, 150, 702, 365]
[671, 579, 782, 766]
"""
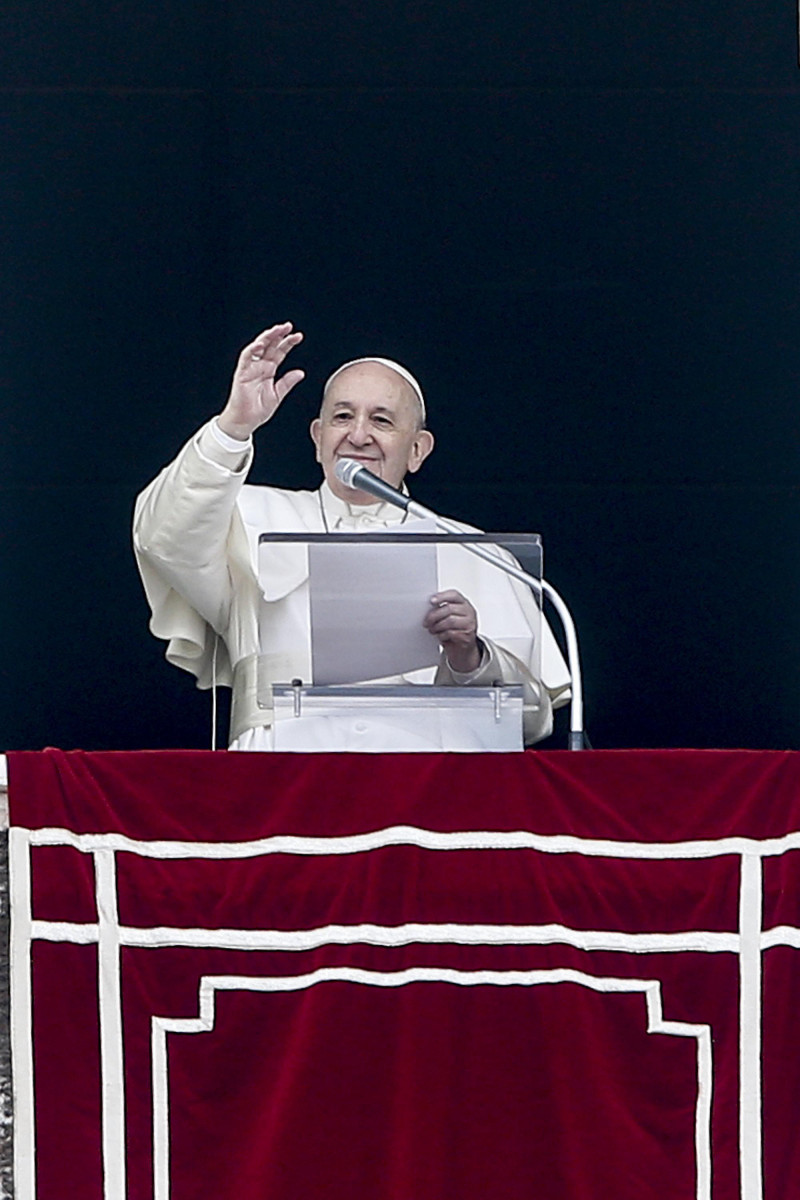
[333, 457, 410, 511]
[334, 458, 364, 489]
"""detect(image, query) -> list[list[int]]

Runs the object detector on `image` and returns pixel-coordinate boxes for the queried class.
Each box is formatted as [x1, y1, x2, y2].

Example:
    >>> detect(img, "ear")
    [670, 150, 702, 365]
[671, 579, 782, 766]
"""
[309, 417, 322, 462]
[406, 429, 435, 474]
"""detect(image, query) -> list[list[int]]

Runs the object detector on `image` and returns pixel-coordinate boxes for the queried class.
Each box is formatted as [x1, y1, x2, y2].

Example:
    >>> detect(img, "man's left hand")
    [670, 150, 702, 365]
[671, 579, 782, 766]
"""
[424, 590, 482, 674]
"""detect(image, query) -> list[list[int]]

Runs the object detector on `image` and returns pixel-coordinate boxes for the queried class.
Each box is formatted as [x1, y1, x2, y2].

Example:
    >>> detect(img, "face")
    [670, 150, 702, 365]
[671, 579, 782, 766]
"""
[310, 362, 434, 504]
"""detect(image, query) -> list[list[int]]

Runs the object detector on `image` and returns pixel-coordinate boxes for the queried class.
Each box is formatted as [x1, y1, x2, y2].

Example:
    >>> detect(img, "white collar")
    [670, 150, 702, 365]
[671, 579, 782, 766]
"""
[318, 479, 408, 529]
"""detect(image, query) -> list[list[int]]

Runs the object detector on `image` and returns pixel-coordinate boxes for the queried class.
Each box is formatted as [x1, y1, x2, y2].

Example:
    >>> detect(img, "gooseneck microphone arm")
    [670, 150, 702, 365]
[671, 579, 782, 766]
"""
[334, 458, 585, 750]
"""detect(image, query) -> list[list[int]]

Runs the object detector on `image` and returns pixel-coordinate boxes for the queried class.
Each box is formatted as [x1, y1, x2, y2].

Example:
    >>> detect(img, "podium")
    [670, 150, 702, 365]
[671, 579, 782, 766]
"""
[256, 530, 546, 750]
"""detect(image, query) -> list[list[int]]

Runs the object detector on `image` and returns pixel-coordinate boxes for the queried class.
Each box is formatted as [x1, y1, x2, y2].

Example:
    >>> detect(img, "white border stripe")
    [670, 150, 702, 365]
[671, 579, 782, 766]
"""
[151, 1005, 171, 1200]
[29, 918, 740, 955]
[739, 854, 763, 1200]
[47, 917, 800, 956]
[9, 828, 35, 1200]
[95, 849, 126, 1200]
[31, 920, 100, 944]
[151, 968, 712, 1200]
[645, 989, 713, 1196]
[761, 925, 800, 949]
[21, 823, 800, 860]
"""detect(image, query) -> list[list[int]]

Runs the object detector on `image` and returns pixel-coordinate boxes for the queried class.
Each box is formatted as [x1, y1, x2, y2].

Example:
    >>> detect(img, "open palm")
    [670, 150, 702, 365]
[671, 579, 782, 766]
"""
[218, 322, 305, 439]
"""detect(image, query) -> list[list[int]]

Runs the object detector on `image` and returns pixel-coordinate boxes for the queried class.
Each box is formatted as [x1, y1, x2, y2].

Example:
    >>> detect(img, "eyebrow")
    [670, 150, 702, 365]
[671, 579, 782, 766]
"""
[330, 402, 395, 416]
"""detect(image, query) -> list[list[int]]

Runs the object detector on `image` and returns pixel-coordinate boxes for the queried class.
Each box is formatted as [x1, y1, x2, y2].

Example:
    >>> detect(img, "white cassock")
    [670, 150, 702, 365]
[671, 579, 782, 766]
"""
[133, 420, 571, 749]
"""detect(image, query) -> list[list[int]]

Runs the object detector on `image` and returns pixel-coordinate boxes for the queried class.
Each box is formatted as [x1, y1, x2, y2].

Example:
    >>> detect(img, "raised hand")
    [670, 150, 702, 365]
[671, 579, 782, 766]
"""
[424, 589, 482, 674]
[218, 322, 305, 440]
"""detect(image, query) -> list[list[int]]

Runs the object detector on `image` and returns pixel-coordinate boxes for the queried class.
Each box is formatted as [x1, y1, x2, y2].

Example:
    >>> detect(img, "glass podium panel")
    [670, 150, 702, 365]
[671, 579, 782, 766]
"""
[271, 683, 524, 752]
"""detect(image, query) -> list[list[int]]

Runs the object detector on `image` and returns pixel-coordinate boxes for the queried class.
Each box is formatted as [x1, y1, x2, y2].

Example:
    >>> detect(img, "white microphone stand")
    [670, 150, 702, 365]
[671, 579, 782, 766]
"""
[366, 488, 586, 750]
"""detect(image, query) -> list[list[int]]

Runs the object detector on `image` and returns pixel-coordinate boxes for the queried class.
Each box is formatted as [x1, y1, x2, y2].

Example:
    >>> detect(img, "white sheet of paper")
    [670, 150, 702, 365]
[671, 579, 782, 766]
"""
[309, 527, 439, 685]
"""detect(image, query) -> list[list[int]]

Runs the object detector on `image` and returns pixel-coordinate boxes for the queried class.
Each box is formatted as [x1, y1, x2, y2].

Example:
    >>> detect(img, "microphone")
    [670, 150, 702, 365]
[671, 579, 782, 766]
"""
[334, 458, 412, 511]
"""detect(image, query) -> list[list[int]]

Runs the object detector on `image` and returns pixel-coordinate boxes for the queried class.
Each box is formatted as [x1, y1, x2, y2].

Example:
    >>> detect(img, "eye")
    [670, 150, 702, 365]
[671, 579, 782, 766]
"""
[331, 410, 352, 423]
[373, 414, 392, 427]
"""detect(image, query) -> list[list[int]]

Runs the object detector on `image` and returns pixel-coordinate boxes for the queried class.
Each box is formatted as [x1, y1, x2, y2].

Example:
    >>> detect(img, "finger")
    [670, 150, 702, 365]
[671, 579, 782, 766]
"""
[239, 323, 296, 364]
[424, 600, 465, 624]
[424, 610, 476, 636]
[431, 628, 474, 648]
[423, 602, 451, 630]
[425, 594, 475, 625]
[250, 335, 303, 379]
[434, 631, 480, 655]
[274, 369, 306, 402]
[236, 331, 303, 387]
[430, 589, 466, 606]
[268, 331, 304, 364]
[436, 630, 479, 647]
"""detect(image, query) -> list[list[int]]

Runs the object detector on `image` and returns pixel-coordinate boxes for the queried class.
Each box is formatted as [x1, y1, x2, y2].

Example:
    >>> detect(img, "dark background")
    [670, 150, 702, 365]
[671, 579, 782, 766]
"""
[1, 1, 798, 751]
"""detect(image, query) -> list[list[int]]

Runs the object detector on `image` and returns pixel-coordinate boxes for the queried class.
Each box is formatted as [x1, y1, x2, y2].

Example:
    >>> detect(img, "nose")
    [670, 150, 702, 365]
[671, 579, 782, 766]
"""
[346, 414, 372, 447]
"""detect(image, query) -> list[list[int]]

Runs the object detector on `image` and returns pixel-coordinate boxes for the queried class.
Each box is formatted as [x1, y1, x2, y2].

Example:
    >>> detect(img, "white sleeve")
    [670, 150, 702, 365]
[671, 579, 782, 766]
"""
[132, 420, 254, 687]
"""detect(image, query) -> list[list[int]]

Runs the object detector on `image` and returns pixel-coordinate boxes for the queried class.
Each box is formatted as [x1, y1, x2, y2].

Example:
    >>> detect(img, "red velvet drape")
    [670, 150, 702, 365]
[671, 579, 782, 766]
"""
[9, 748, 800, 1199]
